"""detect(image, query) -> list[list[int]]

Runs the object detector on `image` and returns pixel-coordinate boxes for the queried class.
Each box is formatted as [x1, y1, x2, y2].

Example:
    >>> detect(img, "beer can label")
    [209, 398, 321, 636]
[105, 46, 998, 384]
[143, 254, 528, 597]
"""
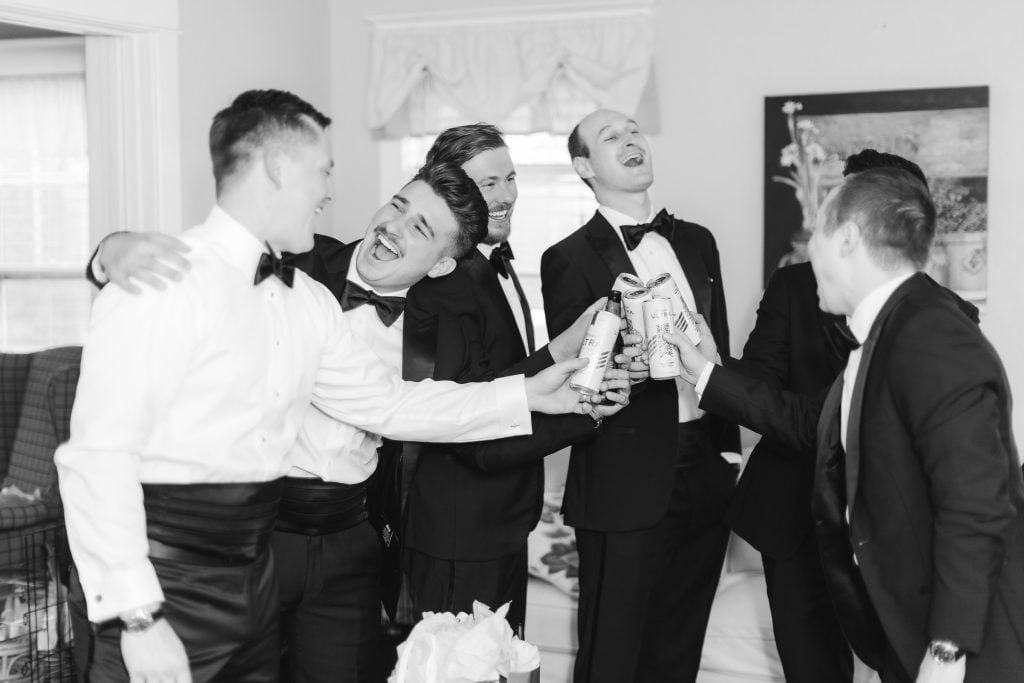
[643, 297, 680, 380]
[612, 273, 645, 295]
[570, 310, 620, 395]
[622, 288, 652, 343]
[646, 273, 701, 345]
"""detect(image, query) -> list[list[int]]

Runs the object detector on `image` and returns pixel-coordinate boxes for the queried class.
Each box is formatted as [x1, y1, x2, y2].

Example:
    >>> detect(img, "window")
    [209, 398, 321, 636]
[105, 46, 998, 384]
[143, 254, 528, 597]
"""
[399, 132, 597, 343]
[0, 38, 89, 351]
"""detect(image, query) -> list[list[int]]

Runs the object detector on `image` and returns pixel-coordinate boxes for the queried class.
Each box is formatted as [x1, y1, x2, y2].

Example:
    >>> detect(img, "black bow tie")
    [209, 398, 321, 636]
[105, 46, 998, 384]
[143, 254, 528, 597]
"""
[824, 319, 861, 358]
[340, 281, 405, 327]
[620, 209, 674, 251]
[489, 242, 515, 279]
[254, 245, 296, 287]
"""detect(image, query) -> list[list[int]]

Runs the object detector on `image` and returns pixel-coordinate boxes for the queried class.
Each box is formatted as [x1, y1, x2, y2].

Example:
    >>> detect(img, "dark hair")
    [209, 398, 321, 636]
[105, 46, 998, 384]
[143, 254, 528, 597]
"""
[567, 123, 593, 189]
[209, 89, 332, 193]
[843, 149, 928, 189]
[412, 162, 488, 259]
[824, 167, 936, 269]
[424, 123, 507, 169]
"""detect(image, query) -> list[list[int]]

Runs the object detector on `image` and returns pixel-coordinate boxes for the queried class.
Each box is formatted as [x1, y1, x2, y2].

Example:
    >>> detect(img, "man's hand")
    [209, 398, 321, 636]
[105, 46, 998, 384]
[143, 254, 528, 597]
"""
[547, 298, 608, 363]
[579, 367, 631, 420]
[618, 331, 649, 383]
[524, 357, 589, 414]
[662, 313, 719, 385]
[98, 232, 191, 294]
[915, 649, 965, 683]
[120, 617, 192, 683]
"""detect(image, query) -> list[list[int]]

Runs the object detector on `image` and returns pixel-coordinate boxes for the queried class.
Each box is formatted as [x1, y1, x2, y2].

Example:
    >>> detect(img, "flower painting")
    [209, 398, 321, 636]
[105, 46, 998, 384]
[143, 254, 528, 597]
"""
[764, 87, 989, 303]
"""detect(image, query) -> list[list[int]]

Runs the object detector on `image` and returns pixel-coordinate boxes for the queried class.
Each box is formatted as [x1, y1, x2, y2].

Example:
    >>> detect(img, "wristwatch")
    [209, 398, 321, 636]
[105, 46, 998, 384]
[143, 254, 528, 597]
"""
[928, 639, 965, 664]
[120, 606, 165, 634]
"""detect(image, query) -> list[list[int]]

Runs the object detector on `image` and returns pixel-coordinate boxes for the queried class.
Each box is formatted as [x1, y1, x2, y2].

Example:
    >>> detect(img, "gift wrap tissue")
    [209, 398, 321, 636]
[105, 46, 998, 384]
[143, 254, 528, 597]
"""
[389, 602, 541, 683]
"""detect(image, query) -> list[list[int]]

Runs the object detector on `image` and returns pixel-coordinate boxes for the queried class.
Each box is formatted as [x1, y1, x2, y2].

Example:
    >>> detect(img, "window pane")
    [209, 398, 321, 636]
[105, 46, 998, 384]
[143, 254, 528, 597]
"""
[0, 279, 91, 351]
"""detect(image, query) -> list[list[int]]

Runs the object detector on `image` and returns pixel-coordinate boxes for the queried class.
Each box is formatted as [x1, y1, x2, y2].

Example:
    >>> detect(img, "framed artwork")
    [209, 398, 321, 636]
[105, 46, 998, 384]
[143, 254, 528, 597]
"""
[764, 86, 989, 303]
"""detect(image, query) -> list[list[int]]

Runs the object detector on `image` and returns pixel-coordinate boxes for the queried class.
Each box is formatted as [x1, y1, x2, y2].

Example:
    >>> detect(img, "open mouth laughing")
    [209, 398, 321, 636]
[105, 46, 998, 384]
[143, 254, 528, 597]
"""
[370, 228, 402, 261]
[622, 150, 645, 168]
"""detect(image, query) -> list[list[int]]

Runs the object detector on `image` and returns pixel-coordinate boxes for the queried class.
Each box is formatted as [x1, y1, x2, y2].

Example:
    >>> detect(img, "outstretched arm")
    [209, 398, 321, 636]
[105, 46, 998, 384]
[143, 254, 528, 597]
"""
[86, 232, 191, 294]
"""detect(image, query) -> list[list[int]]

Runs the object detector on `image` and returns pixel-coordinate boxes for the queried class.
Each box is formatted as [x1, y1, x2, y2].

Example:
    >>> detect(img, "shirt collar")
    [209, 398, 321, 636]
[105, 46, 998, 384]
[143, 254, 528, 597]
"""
[477, 242, 497, 258]
[848, 272, 915, 343]
[348, 241, 409, 299]
[205, 205, 268, 276]
[599, 205, 658, 249]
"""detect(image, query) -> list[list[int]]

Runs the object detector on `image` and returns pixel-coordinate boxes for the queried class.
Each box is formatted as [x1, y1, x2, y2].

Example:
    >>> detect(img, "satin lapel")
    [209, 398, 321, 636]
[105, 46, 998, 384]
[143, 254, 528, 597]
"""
[813, 376, 847, 522]
[298, 236, 357, 300]
[583, 212, 636, 283]
[844, 273, 926, 517]
[667, 221, 712, 316]
[461, 250, 527, 359]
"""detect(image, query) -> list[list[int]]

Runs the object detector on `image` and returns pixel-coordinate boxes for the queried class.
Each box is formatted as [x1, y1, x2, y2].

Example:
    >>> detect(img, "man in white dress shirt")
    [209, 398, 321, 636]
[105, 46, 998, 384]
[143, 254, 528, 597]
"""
[56, 89, 590, 683]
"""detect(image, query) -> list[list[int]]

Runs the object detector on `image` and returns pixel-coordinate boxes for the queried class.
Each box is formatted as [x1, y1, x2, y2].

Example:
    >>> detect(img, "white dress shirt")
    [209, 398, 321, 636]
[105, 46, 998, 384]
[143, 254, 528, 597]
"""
[840, 272, 915, 450]
[56, 206, 532, 622]
[599, 205, 703, 423]
[288, 241, 408, 484]
[476, 242, 530, 352]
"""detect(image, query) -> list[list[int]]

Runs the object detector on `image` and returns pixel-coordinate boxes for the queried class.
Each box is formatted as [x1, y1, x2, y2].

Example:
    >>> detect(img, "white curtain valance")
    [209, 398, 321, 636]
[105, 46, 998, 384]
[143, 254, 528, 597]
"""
[367, 10, 656, 138]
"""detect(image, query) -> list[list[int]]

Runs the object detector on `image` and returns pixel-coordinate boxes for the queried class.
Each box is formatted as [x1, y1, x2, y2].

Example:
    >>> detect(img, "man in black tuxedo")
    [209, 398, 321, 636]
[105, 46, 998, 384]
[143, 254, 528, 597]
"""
[400, 124, 636, 635]
[675, 167, 1024, 682]
[540, 109, 740, 682]
[726, 150, 931, 683]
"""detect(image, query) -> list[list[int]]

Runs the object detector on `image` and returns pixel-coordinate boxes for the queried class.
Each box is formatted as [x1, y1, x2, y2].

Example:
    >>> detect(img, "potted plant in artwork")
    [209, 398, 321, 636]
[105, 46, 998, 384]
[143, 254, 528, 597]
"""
[930, 178, 987, 294]
[771, 101, 842, 266]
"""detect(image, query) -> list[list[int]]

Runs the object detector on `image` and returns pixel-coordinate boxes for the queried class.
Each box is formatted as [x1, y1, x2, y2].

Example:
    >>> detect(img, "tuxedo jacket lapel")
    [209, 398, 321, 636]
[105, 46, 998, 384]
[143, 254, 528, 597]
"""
[668, 221, 712, 317]
[583, 213, 636, 282]
[461, 250, 527, 360]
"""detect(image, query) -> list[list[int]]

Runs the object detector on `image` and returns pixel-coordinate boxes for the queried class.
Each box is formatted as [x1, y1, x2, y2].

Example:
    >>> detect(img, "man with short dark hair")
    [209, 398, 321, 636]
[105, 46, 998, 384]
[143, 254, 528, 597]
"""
[723, 149, 930, 683]
[543, 109, 740, 683]
[675, 166, 1024, 682]
[57, 89, 590, 683]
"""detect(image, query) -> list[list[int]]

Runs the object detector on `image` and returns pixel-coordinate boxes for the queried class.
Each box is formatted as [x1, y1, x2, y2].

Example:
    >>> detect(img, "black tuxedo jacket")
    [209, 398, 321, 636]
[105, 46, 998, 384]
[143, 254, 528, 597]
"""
[724, 262, 846, 560]
[402, 249, 598, 561]
[540, 211, 739, 532]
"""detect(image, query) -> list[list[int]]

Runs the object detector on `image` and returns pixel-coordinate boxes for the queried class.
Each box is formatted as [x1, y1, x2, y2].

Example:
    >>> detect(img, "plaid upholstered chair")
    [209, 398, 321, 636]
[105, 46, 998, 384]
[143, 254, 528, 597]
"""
[0, 346, 82, 549]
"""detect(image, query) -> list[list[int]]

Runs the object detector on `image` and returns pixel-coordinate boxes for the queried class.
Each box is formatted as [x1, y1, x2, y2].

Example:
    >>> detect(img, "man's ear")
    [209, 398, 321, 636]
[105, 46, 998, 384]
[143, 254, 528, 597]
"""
[572, 156, 594, 182]
[838, 221, 861, 257]
[263, 145, 287, 189]
[427, 256, 456, 279]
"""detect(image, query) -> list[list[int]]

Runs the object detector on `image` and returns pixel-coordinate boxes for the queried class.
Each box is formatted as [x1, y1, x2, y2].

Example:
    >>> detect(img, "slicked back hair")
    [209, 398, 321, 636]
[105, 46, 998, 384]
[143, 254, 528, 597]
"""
[843, 148, 929, 189]
[209, 89, 332, 193]
[424, 123, 507, 170]
[412, 162, 488, 259]
[824, 167, 936, 270]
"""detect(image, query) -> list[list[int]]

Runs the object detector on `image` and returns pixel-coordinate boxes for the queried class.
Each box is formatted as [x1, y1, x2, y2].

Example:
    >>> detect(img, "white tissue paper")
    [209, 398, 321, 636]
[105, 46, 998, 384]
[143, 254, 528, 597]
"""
[389, 601, 541, 683]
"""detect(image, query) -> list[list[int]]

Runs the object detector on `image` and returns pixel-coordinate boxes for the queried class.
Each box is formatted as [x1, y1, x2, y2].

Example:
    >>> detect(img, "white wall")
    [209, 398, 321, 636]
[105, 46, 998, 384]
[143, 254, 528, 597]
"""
[329, 0, 1024, 440]
[177, 0, 333, 230]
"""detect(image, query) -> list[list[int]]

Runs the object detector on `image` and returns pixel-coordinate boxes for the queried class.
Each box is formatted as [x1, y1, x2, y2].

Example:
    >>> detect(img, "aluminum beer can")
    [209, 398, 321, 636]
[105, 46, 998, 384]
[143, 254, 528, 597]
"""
[646, 273, 701, 345]
[622, 287, 653, 345]
[643, 297, 680, 380]
[570, 309, 621, 395]
[612, 273, 645, 295]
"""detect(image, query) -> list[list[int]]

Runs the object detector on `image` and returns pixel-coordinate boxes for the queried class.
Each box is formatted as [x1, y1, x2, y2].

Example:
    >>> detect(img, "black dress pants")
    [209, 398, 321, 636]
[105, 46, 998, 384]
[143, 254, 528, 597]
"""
[572, 447, 737, 683]
[70, 549, 279, 683]
[762, 532, 853, 683]
[274, 520, 382, 683]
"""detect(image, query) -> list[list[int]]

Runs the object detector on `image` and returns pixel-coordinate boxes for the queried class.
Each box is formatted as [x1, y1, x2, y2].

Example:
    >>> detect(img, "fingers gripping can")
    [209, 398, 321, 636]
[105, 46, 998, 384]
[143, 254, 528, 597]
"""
[612, 273, 645, 295]
[570, 309, 621, 395]
[622, 288, 653, 345]
[646, 273, 701, 345]
[643, 297, 680, 380]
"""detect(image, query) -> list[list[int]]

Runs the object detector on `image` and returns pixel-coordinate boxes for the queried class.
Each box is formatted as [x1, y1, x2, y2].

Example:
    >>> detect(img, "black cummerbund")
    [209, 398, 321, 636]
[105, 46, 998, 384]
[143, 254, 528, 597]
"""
[144, 479, 285, 566]
[274, 477, 368, 536]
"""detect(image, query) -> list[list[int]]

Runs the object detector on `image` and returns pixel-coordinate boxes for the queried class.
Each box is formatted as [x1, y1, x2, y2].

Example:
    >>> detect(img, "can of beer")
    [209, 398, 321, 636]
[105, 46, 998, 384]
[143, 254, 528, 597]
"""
[570, 309, 621, 395]
[622, 287, 653, 345]
[646, 273, 701, 345]
[612, 273, 645, 295]
[643, 297, 680, 380]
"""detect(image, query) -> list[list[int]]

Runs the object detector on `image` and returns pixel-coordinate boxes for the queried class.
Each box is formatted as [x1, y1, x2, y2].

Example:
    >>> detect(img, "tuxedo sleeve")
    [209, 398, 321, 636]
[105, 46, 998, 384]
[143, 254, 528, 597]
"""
[888, 305, 1014, 654]
[540, 245, 596, 338]
[701, 364, 822, 454]
[729, 266, 793, 387]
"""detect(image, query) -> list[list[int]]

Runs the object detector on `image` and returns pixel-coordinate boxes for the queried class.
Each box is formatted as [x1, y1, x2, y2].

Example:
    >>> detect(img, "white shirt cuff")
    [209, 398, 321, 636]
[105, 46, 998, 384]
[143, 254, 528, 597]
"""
[694, 361, 715, 401]
[85, 558, 165, 623]
[492, 374, 532, 437]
